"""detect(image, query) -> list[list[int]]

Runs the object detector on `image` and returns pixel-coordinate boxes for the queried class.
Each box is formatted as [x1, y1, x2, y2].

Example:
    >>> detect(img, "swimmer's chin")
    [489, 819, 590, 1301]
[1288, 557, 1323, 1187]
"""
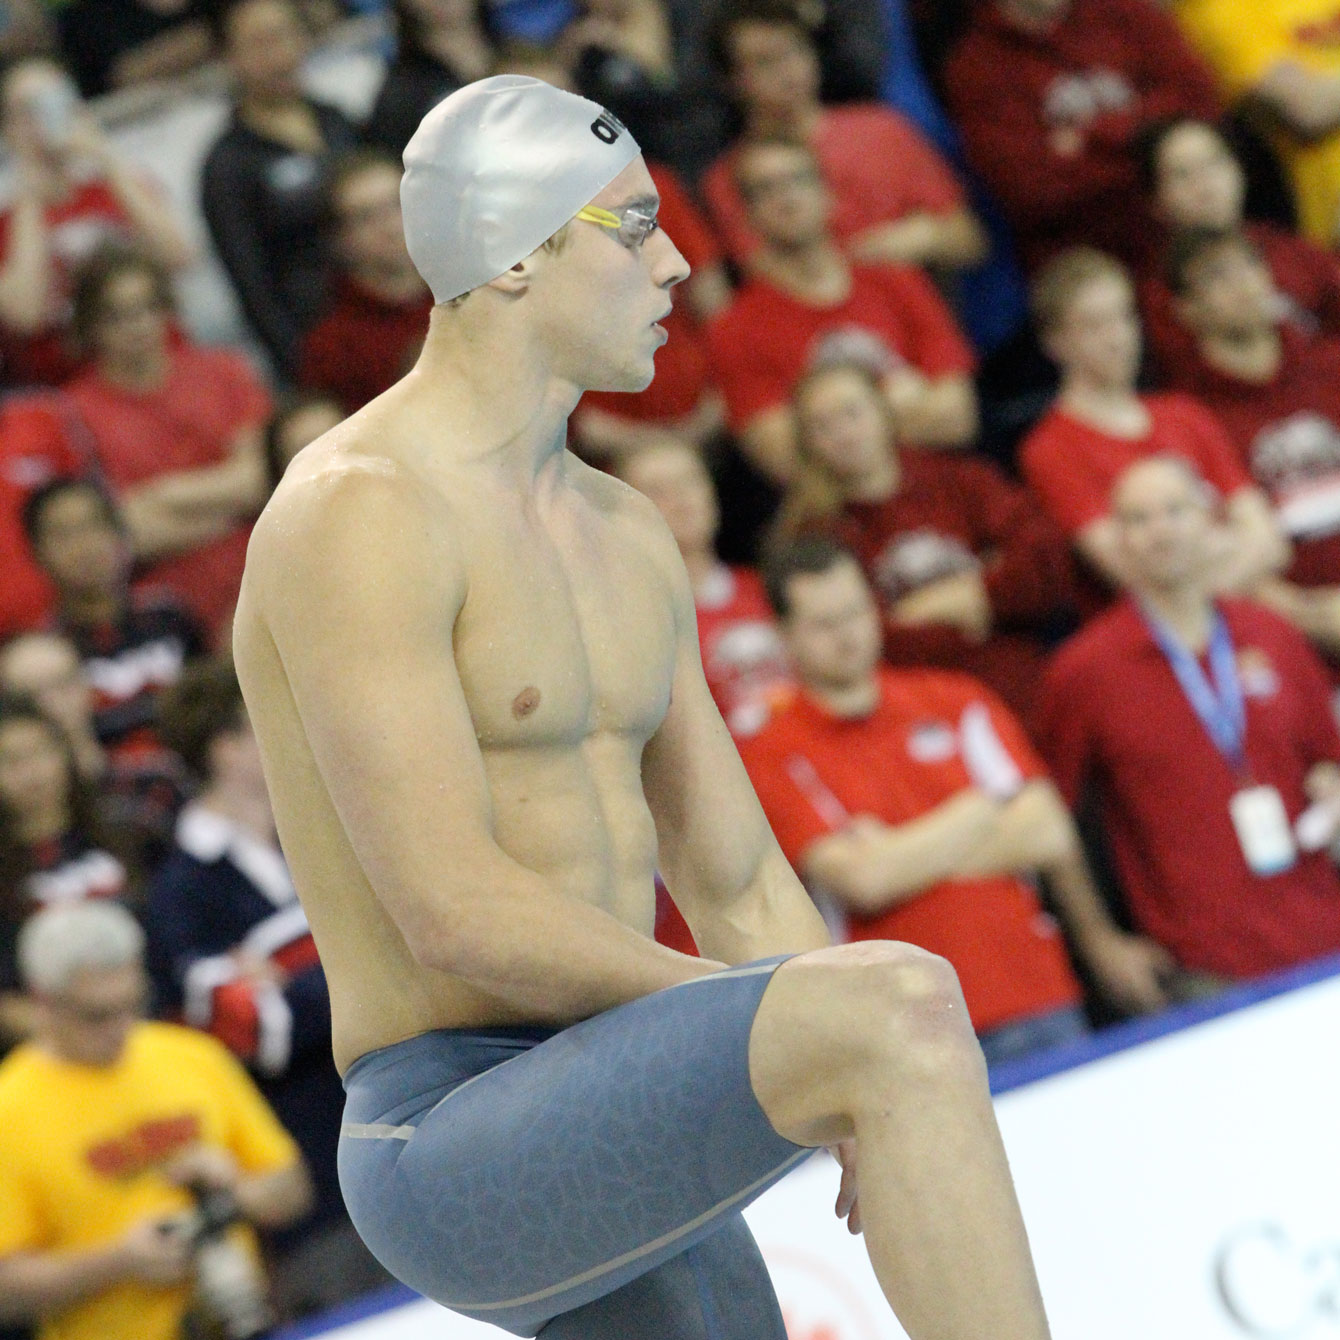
[585, 360, 658, 395]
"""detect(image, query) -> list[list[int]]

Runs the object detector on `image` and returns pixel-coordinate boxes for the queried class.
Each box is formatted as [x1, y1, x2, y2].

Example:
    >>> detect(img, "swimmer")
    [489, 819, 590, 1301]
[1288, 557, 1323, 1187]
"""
[232, 76, 1052, 1339]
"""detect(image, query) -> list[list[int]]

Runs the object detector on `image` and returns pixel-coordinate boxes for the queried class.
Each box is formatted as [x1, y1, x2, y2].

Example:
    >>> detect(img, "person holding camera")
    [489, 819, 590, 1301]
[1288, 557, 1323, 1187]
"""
[0, 901, 311, 1340]
[0, 57, 193, 387]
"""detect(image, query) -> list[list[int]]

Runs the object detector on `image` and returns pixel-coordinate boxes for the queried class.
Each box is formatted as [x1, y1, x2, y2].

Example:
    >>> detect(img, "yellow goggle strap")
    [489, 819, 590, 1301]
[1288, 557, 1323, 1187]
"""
[574, 205, 623, 230]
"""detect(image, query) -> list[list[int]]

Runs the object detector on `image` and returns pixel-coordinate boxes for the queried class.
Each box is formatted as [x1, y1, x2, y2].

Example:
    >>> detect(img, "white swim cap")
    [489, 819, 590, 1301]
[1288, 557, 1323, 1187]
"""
[401, 75, 642, 304]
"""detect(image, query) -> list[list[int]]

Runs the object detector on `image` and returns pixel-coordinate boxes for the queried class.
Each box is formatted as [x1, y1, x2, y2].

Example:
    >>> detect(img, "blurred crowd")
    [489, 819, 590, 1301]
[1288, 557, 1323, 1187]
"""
[3, 0, 1340, 1335]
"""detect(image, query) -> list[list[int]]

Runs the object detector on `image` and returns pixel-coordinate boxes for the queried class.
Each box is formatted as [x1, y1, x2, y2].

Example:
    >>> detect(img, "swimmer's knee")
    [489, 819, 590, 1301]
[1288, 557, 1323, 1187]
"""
[770, 941, 975, 1062]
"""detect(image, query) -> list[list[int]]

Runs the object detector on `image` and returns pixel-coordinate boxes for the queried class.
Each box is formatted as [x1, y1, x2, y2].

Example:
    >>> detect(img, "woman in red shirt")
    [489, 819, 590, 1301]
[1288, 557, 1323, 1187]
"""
[782, 360, 1075, 728]
[65, 244, 271, 642]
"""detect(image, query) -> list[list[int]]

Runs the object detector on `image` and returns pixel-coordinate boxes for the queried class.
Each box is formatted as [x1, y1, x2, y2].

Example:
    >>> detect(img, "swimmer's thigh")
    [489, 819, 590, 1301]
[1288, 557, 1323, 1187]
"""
[372, 961, 807, 1333]
[537, 1214, 786, 1340]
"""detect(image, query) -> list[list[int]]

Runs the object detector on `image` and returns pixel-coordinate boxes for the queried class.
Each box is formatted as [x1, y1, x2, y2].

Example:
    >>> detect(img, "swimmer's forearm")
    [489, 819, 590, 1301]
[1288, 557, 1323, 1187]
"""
[679, 848, 831, 964]
[418, 873, 727, 1018]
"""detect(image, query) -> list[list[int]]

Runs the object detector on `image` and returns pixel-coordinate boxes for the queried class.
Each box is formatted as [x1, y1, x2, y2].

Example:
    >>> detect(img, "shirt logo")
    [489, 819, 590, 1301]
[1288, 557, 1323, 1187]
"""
[873, 531, 979, 603]
[1250, 412, 1340, 539]
[85, 637, 187, 702]
[906, 721, 957, 764]
[1043, 68, 1135, 127]
[808, 326, 901, 378]
[86, 1113, 201, 1180]
[1295, 14, 1340, 47]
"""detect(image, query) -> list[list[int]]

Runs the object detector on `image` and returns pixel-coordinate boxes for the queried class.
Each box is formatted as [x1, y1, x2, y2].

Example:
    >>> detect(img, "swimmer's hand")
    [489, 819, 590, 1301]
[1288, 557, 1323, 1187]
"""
[832, 1140, 861, 1235]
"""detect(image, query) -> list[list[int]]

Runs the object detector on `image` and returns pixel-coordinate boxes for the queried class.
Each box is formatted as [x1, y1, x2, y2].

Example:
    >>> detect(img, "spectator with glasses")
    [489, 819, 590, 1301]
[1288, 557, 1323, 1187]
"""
[0, 900, 312, 1340]
[706, 138, 978, 487]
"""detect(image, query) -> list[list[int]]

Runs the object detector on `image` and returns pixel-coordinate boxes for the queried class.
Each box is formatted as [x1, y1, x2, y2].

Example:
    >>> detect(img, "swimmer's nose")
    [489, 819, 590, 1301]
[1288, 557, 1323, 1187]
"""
[652, 226, 690, 289]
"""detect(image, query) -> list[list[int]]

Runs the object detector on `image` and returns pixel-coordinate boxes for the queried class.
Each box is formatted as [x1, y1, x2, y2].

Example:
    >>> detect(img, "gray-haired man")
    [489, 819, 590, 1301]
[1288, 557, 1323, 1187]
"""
[0, 901, 311, 1340]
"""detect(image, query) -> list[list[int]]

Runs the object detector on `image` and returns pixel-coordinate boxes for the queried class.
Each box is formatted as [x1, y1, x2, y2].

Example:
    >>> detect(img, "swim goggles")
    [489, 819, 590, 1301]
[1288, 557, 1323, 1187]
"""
[575, 202, 661, 249]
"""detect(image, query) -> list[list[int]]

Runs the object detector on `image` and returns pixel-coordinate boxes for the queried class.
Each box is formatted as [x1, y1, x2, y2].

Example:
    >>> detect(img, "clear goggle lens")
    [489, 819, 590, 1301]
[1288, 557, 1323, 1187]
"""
[575, 203, 660, 249]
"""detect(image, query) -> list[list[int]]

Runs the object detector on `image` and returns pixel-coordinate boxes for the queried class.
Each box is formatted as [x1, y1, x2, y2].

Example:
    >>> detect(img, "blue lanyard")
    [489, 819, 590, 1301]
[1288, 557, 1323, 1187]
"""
[1144, 608, 1247, 773]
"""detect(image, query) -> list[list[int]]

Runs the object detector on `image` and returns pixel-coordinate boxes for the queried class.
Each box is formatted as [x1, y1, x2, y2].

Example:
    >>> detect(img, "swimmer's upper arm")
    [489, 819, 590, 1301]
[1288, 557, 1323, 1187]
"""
[241, 466, 515, 960]
[636, 510, 829, 959]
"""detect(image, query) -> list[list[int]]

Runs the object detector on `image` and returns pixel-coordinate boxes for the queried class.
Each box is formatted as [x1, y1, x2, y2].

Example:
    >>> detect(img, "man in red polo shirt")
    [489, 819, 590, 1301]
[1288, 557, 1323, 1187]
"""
[1164, 225, 1340, 658]
[1020, 245, 1286, 601]
[941, 0, 1220, 273]
[738, 535, 1096, 1063]
[1038, 456, 1340, 988]
[706, 139, 977, 485]
[298, 150, 433, 415]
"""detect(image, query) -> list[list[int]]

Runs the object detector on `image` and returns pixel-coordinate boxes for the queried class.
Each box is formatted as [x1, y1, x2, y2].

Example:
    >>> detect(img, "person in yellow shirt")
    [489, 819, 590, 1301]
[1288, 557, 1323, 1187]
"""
[1175, 0, 1340, 246]
[0, 900, 312, 1340]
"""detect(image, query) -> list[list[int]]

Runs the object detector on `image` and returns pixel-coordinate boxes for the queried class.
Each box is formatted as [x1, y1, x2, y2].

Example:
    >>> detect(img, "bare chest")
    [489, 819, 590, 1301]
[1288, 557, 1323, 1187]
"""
[453, 506, 677, 750]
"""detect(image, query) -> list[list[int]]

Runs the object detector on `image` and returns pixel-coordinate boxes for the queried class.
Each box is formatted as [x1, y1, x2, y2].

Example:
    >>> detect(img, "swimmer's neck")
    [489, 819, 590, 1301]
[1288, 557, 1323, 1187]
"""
[406, 307, 583, 482]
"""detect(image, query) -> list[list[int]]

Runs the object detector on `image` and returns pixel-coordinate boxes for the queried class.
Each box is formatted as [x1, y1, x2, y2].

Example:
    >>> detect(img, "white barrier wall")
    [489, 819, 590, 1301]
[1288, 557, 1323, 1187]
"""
[283, 967, 1340, 1340]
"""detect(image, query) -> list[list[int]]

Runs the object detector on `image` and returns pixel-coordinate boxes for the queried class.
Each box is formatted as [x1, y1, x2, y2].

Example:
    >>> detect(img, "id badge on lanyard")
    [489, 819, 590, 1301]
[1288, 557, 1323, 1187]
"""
[1146, 608, 1296, 877]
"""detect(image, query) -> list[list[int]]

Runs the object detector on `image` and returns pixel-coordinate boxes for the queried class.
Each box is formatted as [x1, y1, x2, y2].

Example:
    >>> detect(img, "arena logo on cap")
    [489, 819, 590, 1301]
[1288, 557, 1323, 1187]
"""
[590, 109, 628, 145]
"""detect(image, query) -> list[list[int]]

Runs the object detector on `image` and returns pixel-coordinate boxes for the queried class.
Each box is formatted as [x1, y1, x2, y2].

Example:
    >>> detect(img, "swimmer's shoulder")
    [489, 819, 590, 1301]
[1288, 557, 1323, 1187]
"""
[245, 414, 468, 622]
[568, 453, 695, 618]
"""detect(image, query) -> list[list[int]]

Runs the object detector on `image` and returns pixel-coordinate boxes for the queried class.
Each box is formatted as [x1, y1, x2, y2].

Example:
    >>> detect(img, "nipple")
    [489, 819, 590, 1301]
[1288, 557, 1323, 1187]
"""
[512, 686, 541, 719]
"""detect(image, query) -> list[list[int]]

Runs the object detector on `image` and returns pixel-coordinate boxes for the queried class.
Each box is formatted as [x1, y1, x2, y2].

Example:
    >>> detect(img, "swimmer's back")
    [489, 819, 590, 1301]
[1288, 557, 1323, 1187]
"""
[234, 389, 685, 1072]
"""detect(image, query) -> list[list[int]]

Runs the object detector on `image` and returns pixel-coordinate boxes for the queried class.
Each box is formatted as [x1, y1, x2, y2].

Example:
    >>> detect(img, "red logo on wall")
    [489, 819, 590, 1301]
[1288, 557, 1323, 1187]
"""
[763, 1245, 885, 1340]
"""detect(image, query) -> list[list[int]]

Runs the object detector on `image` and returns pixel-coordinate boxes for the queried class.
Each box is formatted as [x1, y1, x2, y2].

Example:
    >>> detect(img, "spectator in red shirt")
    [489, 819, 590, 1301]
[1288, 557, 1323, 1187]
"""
[0, 392, 90, 641]
[617, 437, 795, 958]
[22, 477, 204, 769]
[1020, 246, 1286, 598]
[616, 437, 793, 738]
[573, 159, 732, 461]
[706, 139, 978, 485]
[737, 536, 1093, 1063]
[1136, 117, 1340, 383]
[782, 360, 1075, 728]
[702, 0, 986, 279]
[65, 245, 271, 641]
[0, 57, 193, 387]
[1038, 455, 1340, 990]
[298, 150, 432, 416]
[1163, 224, 1340, 659]
[941, 0, 1220, 273]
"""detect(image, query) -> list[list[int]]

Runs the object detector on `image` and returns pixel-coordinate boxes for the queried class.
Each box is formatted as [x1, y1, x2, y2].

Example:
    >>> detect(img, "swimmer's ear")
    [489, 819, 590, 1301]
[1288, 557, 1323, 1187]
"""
[485, 255, 540, 297]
